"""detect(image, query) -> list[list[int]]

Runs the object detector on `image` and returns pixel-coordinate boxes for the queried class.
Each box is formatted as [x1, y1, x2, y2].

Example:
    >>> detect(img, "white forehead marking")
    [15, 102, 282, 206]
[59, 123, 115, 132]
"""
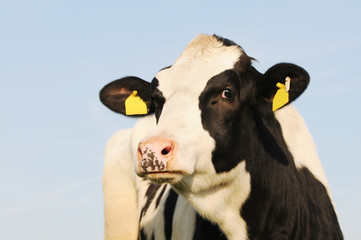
[156, 34, 243, 98]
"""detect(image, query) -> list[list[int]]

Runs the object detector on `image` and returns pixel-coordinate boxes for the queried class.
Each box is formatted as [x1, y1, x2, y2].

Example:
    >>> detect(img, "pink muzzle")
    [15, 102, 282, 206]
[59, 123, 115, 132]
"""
[137, 136, 177, 174]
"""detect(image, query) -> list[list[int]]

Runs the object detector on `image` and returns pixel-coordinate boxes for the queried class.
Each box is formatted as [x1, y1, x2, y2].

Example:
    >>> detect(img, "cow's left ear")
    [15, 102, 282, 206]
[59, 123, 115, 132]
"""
[99, 76, 154, 116]
[258, 63, 310, 111]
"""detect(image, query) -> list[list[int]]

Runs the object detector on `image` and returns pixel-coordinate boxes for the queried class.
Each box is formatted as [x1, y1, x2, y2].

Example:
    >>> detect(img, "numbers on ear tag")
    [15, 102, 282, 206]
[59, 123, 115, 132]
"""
[272, 83, 289, 111]
[125, 91, 148, 115]
[285, 76, 291, 92]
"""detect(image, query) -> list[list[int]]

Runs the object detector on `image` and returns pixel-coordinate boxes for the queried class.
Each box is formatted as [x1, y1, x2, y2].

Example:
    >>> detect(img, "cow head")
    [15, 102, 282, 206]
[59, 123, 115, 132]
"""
[100, 34, 309, 192]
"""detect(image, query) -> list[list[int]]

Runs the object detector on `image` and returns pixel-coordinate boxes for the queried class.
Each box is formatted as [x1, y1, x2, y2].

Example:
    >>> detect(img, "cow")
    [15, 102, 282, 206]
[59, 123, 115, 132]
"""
[100, 34, 343, 240]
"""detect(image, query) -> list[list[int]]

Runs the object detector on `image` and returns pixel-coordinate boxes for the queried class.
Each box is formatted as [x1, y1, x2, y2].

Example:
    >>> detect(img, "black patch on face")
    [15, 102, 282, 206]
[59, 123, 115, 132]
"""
[199, 62, 295, 172]
[163, 188, 178, 240]
[199, 69, 259, 173]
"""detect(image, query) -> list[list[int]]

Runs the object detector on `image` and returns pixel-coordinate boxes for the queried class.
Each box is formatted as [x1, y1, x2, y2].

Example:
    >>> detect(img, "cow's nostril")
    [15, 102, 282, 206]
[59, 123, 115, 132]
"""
[161, 146, 172, 155]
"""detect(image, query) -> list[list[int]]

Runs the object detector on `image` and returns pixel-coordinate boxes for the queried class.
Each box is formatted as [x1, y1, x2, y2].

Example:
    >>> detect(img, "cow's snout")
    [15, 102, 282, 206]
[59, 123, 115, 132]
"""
[137, 136, 177, 175]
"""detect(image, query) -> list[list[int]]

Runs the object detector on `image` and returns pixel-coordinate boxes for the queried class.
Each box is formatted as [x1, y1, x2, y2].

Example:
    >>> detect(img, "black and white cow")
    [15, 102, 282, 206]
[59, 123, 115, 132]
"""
[100, 34, 343, 240]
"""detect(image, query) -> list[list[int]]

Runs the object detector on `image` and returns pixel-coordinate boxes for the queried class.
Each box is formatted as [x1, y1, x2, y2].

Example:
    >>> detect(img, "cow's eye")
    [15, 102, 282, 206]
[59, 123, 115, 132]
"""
[222, 89, 234, 99]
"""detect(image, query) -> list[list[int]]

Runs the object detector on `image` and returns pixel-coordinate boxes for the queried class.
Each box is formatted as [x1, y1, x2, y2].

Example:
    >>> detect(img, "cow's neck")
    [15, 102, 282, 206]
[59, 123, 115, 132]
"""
[173, 160, 251, 240]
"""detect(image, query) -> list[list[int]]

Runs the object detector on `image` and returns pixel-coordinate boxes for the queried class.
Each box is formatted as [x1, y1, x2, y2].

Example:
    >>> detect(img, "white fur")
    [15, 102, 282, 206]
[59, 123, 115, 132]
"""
[103, 129, 138, 240]
[172, 195, 196, 240]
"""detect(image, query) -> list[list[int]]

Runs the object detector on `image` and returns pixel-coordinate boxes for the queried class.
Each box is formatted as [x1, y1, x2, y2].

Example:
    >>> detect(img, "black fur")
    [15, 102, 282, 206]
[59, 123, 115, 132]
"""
[199, 69, 247, 173]
[214, 34, 238, 47]
[193, 214, 226, 240]
[139, 183, 162, 223]
[155, 184, 167, 209]
[163, 188, 178, 240]
[150, 78, 165, 123]
[241, 104, 341, 239]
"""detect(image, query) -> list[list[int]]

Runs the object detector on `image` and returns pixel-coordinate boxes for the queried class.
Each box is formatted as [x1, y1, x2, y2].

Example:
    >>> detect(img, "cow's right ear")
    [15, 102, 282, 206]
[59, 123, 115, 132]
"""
[99, 76, 154, 116]
[258, 63, 310, 111]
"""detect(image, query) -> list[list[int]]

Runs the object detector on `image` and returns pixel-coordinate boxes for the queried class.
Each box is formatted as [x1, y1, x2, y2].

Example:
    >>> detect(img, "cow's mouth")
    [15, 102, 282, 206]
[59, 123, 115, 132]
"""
[140, 171, 185, 184]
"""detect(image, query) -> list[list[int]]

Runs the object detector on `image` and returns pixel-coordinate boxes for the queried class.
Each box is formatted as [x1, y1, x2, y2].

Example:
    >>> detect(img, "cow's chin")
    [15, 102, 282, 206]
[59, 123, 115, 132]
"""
[137, 171, 186, 185]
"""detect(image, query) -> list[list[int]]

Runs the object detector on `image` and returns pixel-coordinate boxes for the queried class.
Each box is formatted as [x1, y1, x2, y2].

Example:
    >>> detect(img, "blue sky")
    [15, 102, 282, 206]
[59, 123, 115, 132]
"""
[1, 0, 360, 239]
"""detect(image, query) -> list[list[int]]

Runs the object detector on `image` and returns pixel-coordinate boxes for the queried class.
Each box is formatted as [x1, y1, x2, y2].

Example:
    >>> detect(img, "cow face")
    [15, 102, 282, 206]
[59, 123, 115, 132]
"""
[100, 34, 309, 190]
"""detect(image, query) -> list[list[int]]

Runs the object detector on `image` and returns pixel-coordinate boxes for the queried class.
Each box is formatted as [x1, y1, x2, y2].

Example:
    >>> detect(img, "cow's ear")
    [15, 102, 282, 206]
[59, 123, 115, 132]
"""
[99, 76, 154, 116]
[259, 63, 310, 111]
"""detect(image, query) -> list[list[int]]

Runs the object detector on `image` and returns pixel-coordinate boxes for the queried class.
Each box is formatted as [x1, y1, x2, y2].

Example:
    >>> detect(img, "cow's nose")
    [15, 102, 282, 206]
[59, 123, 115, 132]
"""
[137, 137, 176, 174]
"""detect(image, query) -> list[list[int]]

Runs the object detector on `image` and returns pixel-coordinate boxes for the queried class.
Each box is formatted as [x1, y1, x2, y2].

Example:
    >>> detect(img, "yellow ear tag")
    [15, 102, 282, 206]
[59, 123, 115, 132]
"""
[272, 82, 289, 111]
[125, 91, 148, 115]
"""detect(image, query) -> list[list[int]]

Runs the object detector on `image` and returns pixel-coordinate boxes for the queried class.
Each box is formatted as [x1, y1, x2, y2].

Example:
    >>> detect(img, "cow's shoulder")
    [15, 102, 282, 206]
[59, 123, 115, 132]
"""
[105, 129, 132, 165]
[103, 128, 138, 240]
[275, 105, 332, 197]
